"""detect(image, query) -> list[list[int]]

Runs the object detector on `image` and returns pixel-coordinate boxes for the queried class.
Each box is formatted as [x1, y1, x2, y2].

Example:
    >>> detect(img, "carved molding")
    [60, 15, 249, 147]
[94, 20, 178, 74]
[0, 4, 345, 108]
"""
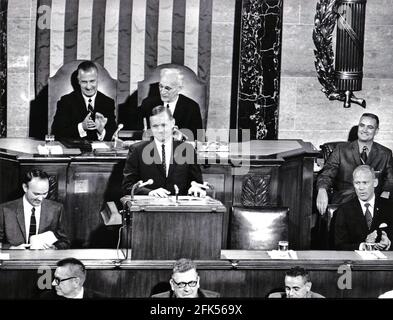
[241, 174, 271, 206]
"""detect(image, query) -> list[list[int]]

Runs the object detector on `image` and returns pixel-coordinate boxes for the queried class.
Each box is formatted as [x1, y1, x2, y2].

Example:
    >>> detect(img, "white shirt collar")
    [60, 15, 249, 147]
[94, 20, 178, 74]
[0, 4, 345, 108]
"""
[358, 194, 376, 216]
[165, 95, 179, 116]
[153, 138, 172, 177]
[82, 93, 97, 109]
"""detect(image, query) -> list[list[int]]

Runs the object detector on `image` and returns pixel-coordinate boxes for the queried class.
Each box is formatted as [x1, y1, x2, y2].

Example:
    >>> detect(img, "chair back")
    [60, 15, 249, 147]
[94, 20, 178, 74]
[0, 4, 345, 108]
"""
[48, 60, 117, 134]
[229, 206, 289, 250]
[137, 63, 207, 128]
[319, 141, 345, 162]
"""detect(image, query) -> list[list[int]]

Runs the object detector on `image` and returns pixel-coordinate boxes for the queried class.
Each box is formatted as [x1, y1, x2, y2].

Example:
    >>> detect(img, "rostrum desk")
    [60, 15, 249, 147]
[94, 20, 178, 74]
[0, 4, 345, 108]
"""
[0, 138, 318, 249]
[121, 195, 226, 260]
[0, 249, 392, 299]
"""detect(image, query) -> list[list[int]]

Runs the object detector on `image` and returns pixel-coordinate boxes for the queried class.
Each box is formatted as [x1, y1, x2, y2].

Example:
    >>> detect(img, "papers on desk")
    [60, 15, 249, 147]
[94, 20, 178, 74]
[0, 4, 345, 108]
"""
[0, 253, 10, 260]
[267, 250, 298, 260]
[355, 250, 387, 260]
[91, 142, 110, 150]
[30, 231, 58, 249]
[37, 144, 63, 155]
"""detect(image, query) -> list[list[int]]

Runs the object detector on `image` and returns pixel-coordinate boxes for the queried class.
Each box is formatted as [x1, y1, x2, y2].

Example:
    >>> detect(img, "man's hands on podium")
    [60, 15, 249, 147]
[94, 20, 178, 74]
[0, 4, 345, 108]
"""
[148, 188, 171, 198]
[316, 188, 329, 215]
[188, 181, 210, 198]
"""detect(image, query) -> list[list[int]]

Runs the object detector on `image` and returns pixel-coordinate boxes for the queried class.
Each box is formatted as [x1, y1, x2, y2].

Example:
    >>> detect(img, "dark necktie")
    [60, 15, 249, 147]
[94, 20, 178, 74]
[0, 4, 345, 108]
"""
[166, 104, 170, 109]
[162, 144, 166, 176]
[88, 98, 95, 120]
[365, 203, 373, 229]
[29, 207, 37, 242]
[360, 146, 368, 164]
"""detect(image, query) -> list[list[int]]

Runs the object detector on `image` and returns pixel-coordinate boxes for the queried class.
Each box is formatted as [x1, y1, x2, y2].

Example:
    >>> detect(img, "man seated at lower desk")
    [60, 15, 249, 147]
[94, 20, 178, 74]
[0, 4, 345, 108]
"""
[0, 169, 70, 249]
[41, 258, 104, 299]
[151, 258, 220, 298]
[122, 105, 207, 198]
[268, 266, 325, 298]
[334, 165, 393, 251]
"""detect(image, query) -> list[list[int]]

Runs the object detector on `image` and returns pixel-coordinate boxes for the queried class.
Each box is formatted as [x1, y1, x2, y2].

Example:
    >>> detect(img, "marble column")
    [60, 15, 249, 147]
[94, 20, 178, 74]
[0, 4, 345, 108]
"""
[6, 0, 37, 137]
[237, 0, 283, 140]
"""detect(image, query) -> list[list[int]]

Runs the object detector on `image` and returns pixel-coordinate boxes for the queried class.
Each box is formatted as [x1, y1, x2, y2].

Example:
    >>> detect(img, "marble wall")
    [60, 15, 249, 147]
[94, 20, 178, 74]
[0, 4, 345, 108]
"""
[279, 0, 393, 151]
[0, 0, 7, 137]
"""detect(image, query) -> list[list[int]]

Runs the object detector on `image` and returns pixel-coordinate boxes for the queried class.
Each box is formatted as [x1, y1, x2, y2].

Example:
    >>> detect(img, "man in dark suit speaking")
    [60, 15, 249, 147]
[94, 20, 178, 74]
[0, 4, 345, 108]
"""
[122, 105, 206, 197]
[139, 68, 203, 141]
[334, 165, 393, 250]
[316, 113, 393, 214]
[51, 60, 117, 141]
[0, 169, 70, 249]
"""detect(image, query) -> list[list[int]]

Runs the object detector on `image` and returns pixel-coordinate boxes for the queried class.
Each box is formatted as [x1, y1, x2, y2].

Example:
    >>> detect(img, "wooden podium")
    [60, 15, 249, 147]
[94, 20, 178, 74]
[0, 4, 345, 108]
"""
[121, 195, 226, 260]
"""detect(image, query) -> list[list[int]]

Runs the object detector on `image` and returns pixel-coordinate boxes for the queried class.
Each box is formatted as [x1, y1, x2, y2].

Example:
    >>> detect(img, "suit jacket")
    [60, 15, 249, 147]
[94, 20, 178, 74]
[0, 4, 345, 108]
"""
[268, 291, 325, 298]
[0, 198, 70, 249]
[122, 139, 203, 196]
[51, 90, 117, 141]
[140, 94, 203, 140]
[316, 140, 393, 204]
[334, 197, 393, 250]
[39, 287, 104, 299]
[151, 289, 220, 298]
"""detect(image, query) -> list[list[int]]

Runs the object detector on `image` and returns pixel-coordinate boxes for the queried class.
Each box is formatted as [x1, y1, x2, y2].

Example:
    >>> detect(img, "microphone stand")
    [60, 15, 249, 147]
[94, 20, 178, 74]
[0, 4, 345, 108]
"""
[122, 182, 140, 260]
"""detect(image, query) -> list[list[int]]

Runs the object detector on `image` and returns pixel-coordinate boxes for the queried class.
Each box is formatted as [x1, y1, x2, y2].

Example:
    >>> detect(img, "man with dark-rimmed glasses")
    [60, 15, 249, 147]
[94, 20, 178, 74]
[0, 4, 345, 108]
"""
[41, 257, 103, 299]
[151, 258, 220, 298]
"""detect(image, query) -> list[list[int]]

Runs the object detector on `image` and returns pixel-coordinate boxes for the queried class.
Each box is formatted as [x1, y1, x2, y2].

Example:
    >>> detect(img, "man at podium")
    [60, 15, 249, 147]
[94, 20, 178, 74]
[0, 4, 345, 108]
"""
[122, 105, 206, 197]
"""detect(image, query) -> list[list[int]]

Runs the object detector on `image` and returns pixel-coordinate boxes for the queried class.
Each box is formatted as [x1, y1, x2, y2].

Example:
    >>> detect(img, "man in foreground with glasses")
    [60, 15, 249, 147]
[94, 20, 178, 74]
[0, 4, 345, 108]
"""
[42, 258, 103, 299]
[268, 266, 324, 298]
[139, 68, 203, 140]
[151, 258, 220, 298]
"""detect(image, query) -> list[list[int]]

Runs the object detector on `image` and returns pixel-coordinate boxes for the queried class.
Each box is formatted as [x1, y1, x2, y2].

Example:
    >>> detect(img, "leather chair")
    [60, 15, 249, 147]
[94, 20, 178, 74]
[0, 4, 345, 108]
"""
[137, 63, 207, 128]
[48, 60, 117, 135]
[319, 141, 345, 163]
[229, 206, 289, 250]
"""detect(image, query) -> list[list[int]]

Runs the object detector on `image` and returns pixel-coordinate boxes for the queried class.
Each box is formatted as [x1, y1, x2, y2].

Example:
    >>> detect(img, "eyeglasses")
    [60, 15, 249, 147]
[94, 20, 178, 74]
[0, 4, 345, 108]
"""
[171, 279, 198, 288]
[53, 276, 77, 285]
[159, 83, 175, 92]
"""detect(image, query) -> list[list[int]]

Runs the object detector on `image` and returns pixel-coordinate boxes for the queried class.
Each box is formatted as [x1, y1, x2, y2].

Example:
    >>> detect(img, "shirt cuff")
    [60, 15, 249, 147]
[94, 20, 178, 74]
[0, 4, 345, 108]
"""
[78, 123, 87, 137]
[97, 129, 106, 141]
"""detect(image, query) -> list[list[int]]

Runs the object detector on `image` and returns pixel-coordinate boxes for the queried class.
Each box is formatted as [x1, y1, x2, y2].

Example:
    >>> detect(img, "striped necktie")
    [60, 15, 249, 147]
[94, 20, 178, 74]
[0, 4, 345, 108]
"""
[88, 98, 95, 120]
[29, 207, 37, 243]
[162, 143, 166, 176]
[365, 203, 373, 229]
[360, 146, 368, 164]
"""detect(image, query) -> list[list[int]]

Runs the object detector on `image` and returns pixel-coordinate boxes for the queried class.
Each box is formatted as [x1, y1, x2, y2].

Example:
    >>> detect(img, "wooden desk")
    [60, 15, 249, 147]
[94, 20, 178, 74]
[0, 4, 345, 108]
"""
[0, 138, 318, 249]
[0, 249, 392, 299]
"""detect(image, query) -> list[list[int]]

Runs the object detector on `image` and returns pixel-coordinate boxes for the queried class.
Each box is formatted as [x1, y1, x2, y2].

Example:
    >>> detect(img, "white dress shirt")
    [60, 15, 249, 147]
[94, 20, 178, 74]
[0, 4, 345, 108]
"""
[154, 138, 172, 177]
[23, 196, 40, 241]
[165, 95, 179, 117]
[77, 93, 106, 141]
[358, 195, 375, 218]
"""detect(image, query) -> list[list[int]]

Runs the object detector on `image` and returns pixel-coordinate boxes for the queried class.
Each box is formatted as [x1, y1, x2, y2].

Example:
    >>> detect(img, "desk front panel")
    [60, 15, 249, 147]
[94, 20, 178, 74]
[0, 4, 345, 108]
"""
[0, 250, 392, 299]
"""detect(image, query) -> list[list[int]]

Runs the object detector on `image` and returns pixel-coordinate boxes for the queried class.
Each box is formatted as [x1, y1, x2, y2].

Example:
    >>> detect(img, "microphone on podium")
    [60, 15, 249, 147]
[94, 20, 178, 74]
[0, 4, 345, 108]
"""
[130, 179, 154, 201]
[111, 123, 124, 141]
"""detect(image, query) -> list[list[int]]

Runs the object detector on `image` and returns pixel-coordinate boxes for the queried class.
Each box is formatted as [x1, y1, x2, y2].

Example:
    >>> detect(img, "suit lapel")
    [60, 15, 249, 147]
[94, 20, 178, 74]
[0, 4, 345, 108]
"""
[167, 140, 176, 178]
[351, 140, 362, 167]
[367, 143, 378, 166]
[16, 199, 27, 242]
[371, 197, 383, 230]
[353, 199, 369, 233]
[38, 200, 50, 233]
[172, 95, 183, 120]
[77, 91, 88, 118]
[152, 141, 166, 178]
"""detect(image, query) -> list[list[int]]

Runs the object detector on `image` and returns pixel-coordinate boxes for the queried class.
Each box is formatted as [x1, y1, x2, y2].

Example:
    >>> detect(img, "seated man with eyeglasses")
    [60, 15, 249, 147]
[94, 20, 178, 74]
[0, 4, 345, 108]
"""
[151, 258, 220, 298]
[139, 68, 203, 141]
[40, 258, 104, 299]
